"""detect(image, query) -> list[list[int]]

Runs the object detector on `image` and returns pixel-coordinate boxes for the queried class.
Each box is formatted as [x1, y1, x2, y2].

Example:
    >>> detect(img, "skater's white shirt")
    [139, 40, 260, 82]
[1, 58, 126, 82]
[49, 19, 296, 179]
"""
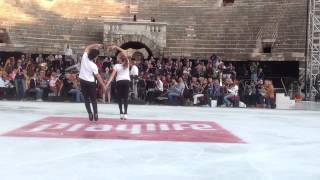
[130, 65, 139, 76]
[79, 52, 99, 82]
[114, 64, 130, 82]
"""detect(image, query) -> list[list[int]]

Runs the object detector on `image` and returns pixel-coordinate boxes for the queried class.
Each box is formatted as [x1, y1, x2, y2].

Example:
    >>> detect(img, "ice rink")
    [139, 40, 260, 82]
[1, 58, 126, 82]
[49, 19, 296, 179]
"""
[0, 101, 319, 180]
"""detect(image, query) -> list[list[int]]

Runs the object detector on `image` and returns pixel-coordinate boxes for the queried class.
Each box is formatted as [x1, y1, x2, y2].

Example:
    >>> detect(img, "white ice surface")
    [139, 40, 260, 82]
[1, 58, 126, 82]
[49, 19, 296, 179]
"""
[0, 101, 320, 180]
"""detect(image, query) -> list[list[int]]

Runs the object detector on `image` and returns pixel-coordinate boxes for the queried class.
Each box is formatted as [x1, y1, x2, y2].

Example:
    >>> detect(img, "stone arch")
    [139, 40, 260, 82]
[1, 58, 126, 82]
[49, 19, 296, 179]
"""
[120, 41, 152, 59]
[114, 34, 162, 57]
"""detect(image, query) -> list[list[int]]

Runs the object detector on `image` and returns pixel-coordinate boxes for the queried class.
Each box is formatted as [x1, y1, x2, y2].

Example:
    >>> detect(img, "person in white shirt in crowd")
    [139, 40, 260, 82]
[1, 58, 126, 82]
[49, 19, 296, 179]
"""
[146, 75, 164, 103]
[36, 54, 43, 64]
[106, 45, 131, 120]
[0, 71, 10, 99]
[130, 59, 139, 99]
[224, 78, 239, 107]
[64, 44, 73, 67]
[155, 75, 164, 93]
[79, 44, 106, 122]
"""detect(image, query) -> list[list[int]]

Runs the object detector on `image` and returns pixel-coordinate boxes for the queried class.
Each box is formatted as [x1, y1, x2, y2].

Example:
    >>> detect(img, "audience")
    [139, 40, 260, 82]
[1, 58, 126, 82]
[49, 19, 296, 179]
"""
[0, 53, 279, 108]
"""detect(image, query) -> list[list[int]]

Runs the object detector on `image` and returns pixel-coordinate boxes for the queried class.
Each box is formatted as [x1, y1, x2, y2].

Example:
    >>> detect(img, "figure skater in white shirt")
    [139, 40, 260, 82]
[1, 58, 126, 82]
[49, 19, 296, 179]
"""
[106, 45, 131, 120]
[79, 44, 106, 122]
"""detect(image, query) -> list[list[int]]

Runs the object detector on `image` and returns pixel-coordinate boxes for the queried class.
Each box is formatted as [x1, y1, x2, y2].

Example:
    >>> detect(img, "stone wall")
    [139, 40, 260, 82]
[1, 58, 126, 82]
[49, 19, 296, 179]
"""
[0, 0, 307, 61]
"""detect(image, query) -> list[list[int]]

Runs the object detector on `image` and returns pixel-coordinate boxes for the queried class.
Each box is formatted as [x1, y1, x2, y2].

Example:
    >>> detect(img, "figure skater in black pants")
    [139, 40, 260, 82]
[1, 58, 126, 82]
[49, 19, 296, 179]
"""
[106, 45, 131, 120]
[79, 44, 106, 122]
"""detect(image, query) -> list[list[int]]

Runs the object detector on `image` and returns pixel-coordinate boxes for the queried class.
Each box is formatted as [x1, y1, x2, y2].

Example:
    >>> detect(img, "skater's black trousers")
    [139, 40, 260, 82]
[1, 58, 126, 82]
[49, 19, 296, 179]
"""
[80, 79, 97, 115]
[116, 80, 130, 114]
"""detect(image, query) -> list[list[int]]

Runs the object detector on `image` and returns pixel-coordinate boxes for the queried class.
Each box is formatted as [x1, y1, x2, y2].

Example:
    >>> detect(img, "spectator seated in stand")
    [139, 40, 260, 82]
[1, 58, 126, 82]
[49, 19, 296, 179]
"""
[60, 72, 82, 102]
[0, 70, 10, 99]
[255, 79, 265, 108]
[242, 80, 257, 107]
[2, 58, 16, 99]
[146, 75, 163, 104]
[223, 78, 239, 107]
[190, 77, 202, 105]
[167, 77, 185, 105]
[49, 71, 61, 97]
[137, 72, 147, 100]
[37, 70, 50, 101]
[26, 74, 44, 101]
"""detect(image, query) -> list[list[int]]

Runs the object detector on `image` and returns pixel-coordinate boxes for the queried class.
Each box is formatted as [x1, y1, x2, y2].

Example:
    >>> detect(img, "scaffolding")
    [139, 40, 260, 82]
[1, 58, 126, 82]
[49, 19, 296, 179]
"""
[307, 0, 320, 100]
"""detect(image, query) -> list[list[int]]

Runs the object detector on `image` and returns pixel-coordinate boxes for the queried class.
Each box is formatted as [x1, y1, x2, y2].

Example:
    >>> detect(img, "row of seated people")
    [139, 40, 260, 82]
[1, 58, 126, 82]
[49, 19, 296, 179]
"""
[1, 68, 275, 108]
[131, 74, 275, 108]
[0, 69, 82, 102]
[239, 79, 276, 108]
[131, 74, 239, 107]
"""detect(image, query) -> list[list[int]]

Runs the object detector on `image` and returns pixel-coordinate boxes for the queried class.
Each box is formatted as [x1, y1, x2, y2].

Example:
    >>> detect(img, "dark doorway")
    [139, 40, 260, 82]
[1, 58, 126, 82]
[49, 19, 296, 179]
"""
[233, 61, 299, 88]
[0, 28, 9, 44]
[262, 44, 272, 53]
[223, 0, 235, 6]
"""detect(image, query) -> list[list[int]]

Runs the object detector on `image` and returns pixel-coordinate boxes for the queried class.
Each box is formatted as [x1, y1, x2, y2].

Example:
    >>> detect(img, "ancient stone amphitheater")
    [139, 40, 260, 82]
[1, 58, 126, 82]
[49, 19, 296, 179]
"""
[0, 0, 307, 73]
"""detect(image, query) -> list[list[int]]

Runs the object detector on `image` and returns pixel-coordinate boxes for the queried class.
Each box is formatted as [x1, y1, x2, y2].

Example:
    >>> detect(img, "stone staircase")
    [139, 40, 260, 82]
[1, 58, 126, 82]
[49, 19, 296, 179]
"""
[0, 0, 307, 60]
[138, 0, 307, 59]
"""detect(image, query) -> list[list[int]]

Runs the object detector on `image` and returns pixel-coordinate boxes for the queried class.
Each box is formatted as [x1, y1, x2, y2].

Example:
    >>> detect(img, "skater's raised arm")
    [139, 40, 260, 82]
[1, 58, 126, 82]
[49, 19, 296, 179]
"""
[109, 45, 126, 54]
[84, 44, 103, 53]
[109, 45, 130, 59]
